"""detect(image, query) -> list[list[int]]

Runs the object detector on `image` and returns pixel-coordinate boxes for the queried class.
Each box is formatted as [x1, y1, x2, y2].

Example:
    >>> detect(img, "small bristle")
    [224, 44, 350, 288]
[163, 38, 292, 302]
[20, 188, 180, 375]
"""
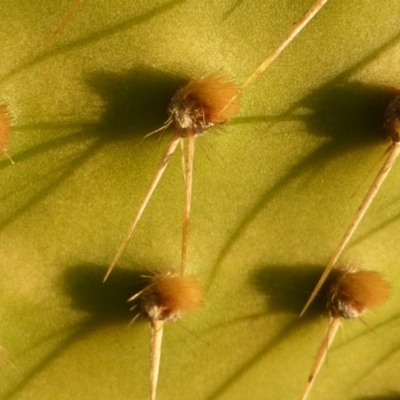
[0, 105, 11, 153]
[170, 73, 240, 134]
[328, 267, 390, 319]
[384, 95, 400, 142]
[140, 271, 202, 322]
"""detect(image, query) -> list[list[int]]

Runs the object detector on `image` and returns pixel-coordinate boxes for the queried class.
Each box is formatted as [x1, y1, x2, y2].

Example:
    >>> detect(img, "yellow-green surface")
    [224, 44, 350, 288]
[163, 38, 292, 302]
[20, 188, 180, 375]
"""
[0, 1, 400, 399]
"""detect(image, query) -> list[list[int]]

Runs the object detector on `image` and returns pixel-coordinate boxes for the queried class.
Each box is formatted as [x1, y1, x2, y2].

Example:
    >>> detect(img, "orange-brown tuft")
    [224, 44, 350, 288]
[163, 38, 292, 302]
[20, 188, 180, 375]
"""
[0, 105, 11, 153]
[384, 95, 400, 142]
[170, 73, 240, 134]
[140, 271, 202, 322]
[328, 267, 390, 319]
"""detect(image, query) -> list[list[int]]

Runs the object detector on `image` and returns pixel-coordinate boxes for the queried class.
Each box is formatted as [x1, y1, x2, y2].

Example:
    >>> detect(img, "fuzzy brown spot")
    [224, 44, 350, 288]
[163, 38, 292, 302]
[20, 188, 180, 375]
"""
[169, 73, 240, 134]
[328, 267, 390, 319]
[140, 271, 202, 322]
[0, 105, 11, 153]
[384, 95, 400, 142]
